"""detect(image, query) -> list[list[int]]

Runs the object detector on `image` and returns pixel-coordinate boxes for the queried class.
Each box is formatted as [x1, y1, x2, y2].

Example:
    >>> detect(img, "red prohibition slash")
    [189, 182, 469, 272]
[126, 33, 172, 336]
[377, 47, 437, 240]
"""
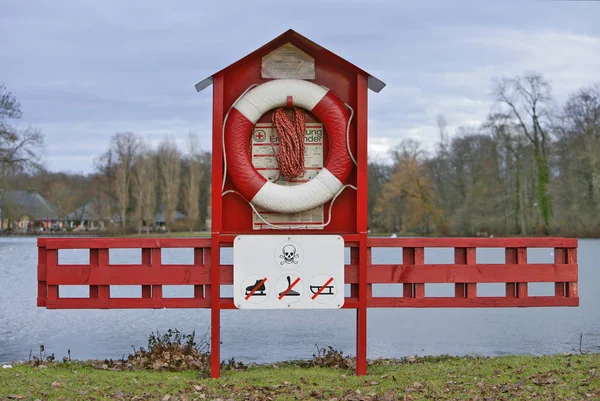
[311, 277, 334, 300]
[278, 277, 301, 300]
[245, 278, 267, 300]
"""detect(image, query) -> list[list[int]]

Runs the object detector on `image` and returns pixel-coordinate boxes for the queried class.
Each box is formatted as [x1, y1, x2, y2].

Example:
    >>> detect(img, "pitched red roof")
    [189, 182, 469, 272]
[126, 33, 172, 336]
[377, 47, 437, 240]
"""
[194, 29, 385, 93]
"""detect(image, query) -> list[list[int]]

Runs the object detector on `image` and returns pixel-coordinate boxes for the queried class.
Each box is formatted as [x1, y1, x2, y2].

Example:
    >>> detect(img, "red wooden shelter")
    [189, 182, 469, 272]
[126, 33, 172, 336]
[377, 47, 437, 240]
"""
[37, 30, 579, 378]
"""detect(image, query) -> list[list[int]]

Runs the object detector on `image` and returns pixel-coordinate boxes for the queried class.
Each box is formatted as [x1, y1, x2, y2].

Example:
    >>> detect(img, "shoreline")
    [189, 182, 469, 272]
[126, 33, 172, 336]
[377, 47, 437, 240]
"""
[0, 232, 591, 238]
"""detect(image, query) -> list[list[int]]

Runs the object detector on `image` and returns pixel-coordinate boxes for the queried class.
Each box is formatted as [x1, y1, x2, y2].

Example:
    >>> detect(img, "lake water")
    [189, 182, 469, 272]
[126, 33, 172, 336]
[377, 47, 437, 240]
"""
[0, 237, 598, 364]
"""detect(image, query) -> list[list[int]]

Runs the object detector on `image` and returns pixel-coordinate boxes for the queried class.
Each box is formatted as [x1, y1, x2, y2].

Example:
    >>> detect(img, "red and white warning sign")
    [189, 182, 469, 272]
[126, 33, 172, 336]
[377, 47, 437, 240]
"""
[251, 123, 325, 230]
[233, 235, 344, 309]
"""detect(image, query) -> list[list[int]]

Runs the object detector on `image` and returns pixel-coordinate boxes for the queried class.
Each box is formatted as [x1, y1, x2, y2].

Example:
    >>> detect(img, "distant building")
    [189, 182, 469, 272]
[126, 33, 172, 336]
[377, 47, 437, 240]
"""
[67, 200, 187, 231]
[0, 190, 61, 232]
[155, 205, 187, 228]
[66, 197, 112, 231]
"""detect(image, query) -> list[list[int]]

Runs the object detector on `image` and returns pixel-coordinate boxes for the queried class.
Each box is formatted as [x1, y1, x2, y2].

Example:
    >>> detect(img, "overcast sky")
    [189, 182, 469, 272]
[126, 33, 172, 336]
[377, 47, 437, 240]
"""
[1, 1, 599, 174]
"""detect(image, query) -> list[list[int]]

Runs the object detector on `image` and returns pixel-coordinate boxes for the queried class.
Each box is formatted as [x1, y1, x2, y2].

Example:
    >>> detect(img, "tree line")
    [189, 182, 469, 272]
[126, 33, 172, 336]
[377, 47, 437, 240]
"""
[1, 83, 212, 232]
[3, 73, 600, 237]
[92, 132, 212, 233]
[369, 74, 600, 237]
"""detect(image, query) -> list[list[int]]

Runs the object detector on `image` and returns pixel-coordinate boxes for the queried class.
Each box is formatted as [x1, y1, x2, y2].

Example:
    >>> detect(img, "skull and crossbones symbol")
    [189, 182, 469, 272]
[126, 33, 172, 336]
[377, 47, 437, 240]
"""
[280, 244, 300, 265]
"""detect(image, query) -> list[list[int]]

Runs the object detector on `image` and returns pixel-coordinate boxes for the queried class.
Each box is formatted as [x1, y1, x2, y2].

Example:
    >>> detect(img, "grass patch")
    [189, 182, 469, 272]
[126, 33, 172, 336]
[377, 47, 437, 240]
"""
[1, 354, 599, 400]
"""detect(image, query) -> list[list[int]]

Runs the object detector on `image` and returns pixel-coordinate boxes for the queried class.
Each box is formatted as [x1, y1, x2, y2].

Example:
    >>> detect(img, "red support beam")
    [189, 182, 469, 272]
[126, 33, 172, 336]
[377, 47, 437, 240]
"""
[355, 72, 369, 377]
[210, 72, 225, 379]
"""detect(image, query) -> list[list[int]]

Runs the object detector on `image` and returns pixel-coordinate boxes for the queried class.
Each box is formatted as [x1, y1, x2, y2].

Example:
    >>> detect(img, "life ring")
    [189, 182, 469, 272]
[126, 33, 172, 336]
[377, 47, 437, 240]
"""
[224, 79, 353, 214]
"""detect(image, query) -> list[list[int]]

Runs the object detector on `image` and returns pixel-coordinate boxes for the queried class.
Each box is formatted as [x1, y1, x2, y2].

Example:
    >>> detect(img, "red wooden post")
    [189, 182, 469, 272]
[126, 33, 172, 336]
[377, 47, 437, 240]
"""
[506, 248, 517, 298]
[350, 247, 359, 300]
[506, 247, 527, 298]
[37, 239, 47, 307]
[151, 248, 162, 303]
[89, 249, 99, 299]
[516, 248, 528, 298]
[402, 247, 424, 298]
[210, 72, 225, 379]
[554, 248, 566, 296]
[566, 248, 578, 298]
[414, 248, 425, 298]
[403, 248, 414, 298]
[141, 248, 152, 299]
[194, 247, 205, 300]
[356, 233, 368, 376]
[47, 249, 59, 301]
[355, 73, 369, 376]
[455, 248, 476, 298]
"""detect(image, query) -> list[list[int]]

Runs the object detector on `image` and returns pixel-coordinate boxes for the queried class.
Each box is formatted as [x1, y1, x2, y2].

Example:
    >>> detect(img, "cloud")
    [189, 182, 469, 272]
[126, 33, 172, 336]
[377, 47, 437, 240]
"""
[1, 1, 599, 172]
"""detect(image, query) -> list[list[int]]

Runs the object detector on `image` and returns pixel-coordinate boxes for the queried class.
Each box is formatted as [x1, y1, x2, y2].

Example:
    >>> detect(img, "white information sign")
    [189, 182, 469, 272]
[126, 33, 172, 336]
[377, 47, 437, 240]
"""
[233, 235, 345, 309]
[261, 43, 315, 79]
[251, 123, 325, 229]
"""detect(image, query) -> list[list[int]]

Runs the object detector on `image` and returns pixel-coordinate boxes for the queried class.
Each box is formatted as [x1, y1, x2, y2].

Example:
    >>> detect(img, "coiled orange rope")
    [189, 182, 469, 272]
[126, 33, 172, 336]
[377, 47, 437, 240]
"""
[271, 107, 306, 181]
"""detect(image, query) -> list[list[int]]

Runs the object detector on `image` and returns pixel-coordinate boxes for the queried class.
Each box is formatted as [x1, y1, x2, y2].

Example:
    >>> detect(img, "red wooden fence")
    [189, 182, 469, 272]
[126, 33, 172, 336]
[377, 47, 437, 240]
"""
[37, 236, 579, 375]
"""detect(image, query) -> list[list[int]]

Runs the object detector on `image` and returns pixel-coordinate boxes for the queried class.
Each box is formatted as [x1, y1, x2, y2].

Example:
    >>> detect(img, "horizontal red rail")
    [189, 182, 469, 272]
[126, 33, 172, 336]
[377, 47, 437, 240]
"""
[37, 237, 579, 309]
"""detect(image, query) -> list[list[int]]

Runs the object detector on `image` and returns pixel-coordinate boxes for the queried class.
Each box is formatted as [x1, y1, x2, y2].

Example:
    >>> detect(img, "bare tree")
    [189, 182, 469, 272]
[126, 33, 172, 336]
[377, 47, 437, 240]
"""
[133, 142, 158, 234]
[485, 112, 530, 234]
[0, 84, 44, 180]
[158, 137, 181, 233]
[183, 132, 202, 232]
[562, 84, 600, 211]
[109, 133, 138, 228]
[494, 73, 554, 234]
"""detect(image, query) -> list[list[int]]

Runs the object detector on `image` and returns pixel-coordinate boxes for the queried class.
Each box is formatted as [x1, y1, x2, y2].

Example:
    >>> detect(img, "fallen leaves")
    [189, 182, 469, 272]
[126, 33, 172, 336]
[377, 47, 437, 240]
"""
[529, 372, 557, 385]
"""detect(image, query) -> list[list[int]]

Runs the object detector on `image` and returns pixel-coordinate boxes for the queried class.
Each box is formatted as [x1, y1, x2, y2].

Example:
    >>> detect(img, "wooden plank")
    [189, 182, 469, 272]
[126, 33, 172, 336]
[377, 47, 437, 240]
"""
[414, 248, 425, 298]
[46, 297, 211, 309]
[566, 248, 579, 297]
[516, 248, 528, 298]
[89, 249, 100, 299]
[367, 264, 577, 284]
[48, 295, 574, 310]
[47, 249, 59, 301]
[194, 247, 205, 299]
[554, 248, 566, 297]
[44, 238, 211, 250]
[47, 266, 211, 285]
[402, 248, 414, 298]
[97, 249, 110, 302]
[505, 248, 528, 298]
[47, 263, 356, 286]
[368, 296, 579, 308]
[365, 246, 372, 300]
[368, 237, 577, 248]
[350, 247, 359, 298]
[141, 248, 152, 299]
[345, 264, 359, 284]
[151, 248, 162, 301]
[37, 243, 47, 307]
[204, 247, 213, 310]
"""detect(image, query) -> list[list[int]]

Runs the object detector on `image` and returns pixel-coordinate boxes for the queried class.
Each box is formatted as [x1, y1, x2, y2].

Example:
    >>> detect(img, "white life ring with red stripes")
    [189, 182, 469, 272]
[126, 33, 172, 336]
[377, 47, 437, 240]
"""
[224, 79, 353, 214]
